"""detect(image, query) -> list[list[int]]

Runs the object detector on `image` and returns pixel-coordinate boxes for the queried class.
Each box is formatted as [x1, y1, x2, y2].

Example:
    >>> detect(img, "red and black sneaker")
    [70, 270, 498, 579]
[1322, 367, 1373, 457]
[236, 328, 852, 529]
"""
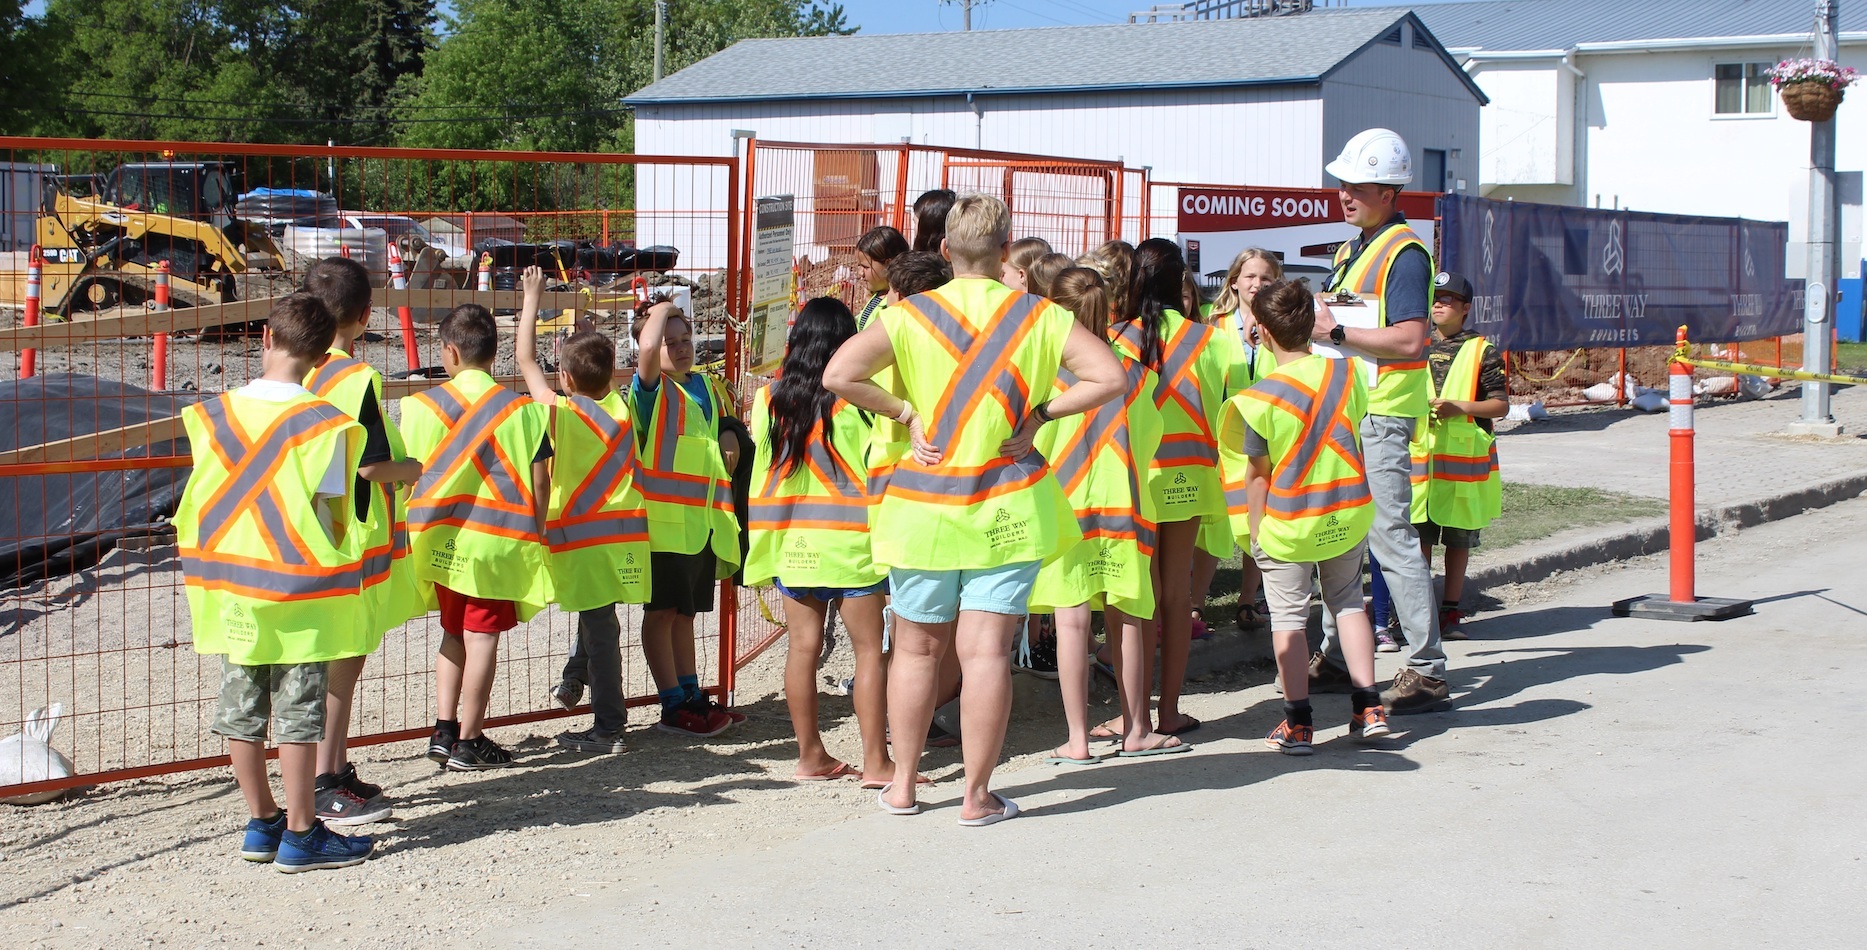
[1265, 719, 1314, 756]
[656, 700, 733, 738]
[706, 698, 748, 725]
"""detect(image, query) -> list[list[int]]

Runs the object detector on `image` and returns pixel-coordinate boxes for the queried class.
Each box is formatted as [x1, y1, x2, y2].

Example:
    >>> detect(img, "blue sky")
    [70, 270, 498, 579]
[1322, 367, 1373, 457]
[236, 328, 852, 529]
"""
[832, 0, 1465, 36]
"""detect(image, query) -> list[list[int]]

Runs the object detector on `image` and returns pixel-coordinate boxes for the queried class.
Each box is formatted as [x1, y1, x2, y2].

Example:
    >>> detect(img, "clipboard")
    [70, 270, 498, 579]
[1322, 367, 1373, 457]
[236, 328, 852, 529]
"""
[1308, 290, 1381, 388]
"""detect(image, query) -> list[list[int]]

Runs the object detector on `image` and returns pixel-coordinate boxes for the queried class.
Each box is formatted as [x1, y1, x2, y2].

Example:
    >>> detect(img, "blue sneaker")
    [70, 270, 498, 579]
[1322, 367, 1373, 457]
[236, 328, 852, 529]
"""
[276, 820, 375, 873]
[239, 810, 289, 863]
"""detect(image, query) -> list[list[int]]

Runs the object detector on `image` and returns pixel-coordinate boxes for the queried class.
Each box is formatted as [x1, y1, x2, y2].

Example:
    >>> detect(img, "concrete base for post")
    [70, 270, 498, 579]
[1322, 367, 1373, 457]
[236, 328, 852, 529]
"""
[1786, 420, 1847, 438]
[1611, 594, 1754, 622]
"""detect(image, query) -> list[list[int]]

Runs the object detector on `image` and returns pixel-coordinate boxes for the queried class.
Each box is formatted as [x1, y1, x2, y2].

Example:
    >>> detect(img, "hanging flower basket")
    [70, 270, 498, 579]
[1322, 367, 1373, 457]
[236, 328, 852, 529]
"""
[1768, 59, 1858, 122]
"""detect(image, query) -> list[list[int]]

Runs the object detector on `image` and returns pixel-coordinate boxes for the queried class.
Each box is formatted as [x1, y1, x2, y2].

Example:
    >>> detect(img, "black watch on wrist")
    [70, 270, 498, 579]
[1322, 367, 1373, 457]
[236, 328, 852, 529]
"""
[1032, 401, 1054, 424]
[1329, 325, 1347, 345]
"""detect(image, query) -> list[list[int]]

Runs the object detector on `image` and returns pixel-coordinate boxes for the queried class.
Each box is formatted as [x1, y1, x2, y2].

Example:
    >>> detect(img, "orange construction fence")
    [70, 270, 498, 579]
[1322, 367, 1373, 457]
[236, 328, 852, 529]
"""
[0, 136, 739, 799]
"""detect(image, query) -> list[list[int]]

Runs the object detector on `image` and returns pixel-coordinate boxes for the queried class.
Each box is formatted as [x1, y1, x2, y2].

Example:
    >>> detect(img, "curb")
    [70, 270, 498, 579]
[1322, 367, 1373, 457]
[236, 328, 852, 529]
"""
[1469, 470, 1867, 591]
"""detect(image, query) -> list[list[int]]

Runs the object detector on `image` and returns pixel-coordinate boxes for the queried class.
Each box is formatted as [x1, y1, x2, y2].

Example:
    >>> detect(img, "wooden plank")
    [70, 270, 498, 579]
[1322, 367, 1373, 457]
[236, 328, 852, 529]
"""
[0, 415, 187, 466]
[379, 374, 532, 399]
[0, 289, 610, 352]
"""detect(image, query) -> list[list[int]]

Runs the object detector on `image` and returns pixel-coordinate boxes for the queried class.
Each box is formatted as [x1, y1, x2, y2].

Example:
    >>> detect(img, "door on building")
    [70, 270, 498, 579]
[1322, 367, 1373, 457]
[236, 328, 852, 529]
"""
[1421, 149, 1447, 194]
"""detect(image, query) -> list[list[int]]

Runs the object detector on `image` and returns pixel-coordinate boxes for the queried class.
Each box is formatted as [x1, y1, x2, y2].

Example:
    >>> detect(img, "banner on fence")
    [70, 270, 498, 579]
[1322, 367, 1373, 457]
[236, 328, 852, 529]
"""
[1175, 185, 1438, 287]
[747, 194, 796, 374]
[1439, 195, 1802, 351]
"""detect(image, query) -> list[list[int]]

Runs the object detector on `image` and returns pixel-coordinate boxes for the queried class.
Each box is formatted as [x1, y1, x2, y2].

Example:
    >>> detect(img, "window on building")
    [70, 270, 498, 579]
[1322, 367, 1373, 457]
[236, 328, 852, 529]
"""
[1714, 63, 1773, 114]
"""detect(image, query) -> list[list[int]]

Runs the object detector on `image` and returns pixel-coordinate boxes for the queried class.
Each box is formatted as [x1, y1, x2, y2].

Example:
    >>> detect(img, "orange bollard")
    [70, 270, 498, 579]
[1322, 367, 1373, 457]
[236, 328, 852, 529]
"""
[476, 252, 492, 293]
[152, 261, 171, 391]
[385, 242, 420, 371]
[20, 245, 42, 379]
[1612, 326, 1753, 621]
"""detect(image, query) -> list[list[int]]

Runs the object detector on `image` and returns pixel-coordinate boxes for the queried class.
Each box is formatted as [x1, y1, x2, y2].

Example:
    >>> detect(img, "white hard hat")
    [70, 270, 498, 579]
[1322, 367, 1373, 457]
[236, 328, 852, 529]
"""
[1325, 128, 1413, 186]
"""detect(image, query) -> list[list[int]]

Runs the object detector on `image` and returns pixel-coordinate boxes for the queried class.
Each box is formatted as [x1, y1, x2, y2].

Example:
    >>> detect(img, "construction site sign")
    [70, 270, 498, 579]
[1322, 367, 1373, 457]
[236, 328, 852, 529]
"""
[1175, 185, 1439, 287]
[748, 195, 796, 374]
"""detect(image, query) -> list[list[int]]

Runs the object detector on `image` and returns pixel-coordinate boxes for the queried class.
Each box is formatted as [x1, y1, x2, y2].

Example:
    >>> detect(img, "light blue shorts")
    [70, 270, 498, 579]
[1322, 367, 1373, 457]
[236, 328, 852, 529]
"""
[888, 561, 1042, 625]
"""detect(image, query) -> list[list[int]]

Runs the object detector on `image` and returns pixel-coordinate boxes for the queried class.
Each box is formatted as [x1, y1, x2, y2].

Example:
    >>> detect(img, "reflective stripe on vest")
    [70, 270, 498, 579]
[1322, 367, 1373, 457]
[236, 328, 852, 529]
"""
[546, 394, 649, 551]
[751, 421, 870, 530]
[305, 354, 406, 588]
[184, 397, 361, 598]
[1116, 316, 1217, 470]
[1048, 362, 1157, 556]
[407, 384, 539, 539]
[886, 293, 1050, 503]
[1247, 360, 1371, 519]
[1328, 220, 1432, 415]
[639, 376, 730, 511]
[1414, 337, 1503, 529]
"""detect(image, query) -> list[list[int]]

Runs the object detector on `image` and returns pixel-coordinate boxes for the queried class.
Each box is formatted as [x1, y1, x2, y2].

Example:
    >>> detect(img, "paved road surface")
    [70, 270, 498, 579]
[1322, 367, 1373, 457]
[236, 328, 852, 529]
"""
[503, 497, 1867, 950]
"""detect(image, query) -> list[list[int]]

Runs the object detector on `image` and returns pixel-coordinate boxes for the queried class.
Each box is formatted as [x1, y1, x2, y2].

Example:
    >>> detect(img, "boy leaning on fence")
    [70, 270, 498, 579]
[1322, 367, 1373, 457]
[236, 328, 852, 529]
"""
[175, 292, 377, 872]
[1410, 271, 1507, 640]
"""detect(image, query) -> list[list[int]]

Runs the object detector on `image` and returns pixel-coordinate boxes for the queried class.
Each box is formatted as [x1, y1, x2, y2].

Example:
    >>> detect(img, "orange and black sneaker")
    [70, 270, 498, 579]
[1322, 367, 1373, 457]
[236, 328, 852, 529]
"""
[1349, 705, 1391, 741]
[1265, 720, 1314, 756]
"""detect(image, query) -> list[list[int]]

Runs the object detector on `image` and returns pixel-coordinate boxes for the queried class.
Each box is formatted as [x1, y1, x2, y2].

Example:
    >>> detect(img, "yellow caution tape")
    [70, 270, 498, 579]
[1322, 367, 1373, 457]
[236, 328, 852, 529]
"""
[1672, 341, 1867, 386]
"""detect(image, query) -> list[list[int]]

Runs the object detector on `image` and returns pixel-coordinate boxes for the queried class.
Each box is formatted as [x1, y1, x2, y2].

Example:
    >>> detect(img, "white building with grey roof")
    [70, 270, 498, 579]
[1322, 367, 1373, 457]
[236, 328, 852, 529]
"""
[1413, 0, 1865, 277]
[626, 9, 1485, 266]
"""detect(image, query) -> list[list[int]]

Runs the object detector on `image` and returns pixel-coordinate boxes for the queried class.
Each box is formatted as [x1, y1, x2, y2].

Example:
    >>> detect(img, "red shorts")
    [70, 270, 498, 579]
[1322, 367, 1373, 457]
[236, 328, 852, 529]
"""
[435, 585, 518, 636]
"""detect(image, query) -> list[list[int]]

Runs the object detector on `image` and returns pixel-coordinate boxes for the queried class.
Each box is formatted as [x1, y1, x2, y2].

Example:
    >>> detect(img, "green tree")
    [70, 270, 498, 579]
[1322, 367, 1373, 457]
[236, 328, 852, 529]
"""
[0, 0, 45, 134]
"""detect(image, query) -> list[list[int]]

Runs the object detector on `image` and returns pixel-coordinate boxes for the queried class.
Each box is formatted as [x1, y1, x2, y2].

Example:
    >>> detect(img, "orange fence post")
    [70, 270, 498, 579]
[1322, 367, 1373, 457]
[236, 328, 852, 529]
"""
[1616, 346, 1627, 407]
[1611, 326, 1752, 621]
[385, 241, 420, 371]
[152, 261, 170, 391]
[20, 244, 41, 379]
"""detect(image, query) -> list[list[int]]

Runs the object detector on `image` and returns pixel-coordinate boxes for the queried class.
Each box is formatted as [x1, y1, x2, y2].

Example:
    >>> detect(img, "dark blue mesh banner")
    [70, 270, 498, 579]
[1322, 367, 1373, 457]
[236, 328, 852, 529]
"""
[1440, 195, 1802, 351]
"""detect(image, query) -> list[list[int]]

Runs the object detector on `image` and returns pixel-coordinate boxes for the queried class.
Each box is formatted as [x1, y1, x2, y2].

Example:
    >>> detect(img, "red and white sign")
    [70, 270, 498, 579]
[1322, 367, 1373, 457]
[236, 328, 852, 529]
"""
[1177, 186, 1439, 286]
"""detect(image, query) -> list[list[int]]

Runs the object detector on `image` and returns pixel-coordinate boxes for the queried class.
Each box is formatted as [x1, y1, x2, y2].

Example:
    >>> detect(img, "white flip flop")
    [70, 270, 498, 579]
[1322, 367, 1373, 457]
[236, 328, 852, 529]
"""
[958, 792, 1020, 827]
[876, 783, 921, 816]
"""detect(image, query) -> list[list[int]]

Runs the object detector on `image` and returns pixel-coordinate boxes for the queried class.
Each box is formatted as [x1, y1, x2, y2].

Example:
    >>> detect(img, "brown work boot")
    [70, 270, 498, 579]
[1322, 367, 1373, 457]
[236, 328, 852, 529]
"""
[1381, 668, 1452, 715]
[1307, 652, 1353, 694]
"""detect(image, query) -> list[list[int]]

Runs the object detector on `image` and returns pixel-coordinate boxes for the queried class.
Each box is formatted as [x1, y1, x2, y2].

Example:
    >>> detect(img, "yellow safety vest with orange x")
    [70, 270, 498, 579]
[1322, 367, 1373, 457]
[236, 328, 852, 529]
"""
[547, 391, 651, 611]
[177, 390, 369, 665]
[400, 370, 551, 616]
[1408, 336, 1503, 530]
[635, 371, 741, 576]
[304, 348, 425, 641]
[872, 277, 1079, 570]
[1220, 354, 1374, 563]
[743, 387, 886, 589]
[1326, 219, 1433, 418]
[1113, 309, 1226, 526]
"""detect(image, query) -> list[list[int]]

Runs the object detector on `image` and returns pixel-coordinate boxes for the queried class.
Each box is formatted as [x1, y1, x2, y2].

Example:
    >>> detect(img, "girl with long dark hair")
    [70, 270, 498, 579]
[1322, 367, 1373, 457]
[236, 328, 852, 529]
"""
[910, 189, 956, 252]
[745, 297, 900, 785]
[1103, 237, 1227, 739]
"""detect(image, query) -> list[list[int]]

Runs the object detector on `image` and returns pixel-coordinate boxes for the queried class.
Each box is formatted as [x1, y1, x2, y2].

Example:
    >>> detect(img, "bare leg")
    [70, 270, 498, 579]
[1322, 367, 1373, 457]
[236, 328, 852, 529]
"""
[1274, 627, 1310, 703]
[277, 742, 318, 833]
[954, 610, 1021, 821]
[885, 616, 954, 810]
[1190, 549, 1219, 621]
[1336, 608, 1378, 690]
[672, 614, 699, 680]
[318, 655, 364, 776]
[1106, 607, 1175, 752]
[229, 738, 278, 820]
[1154, 518, 1200, 732]
[457, 631, 500, 740]
[640, 608, 678, 691]
[840, 595, 897, 781]
[781, 593, 838, 776]
[1239, 557, 1263, 612]
[435, 635, 466, 723]
[936, 637, 962, 706]
[1052, 603, 1094, 761]
[1443, 545, 1471, 604]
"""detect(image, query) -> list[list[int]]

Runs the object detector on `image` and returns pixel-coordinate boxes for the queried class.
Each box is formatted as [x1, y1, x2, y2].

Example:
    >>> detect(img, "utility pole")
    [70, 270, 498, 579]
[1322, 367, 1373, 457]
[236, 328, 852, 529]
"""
[654, 0, 667, 82]
[964, 0, 973, 31]
[1791, 0, 1843, 436]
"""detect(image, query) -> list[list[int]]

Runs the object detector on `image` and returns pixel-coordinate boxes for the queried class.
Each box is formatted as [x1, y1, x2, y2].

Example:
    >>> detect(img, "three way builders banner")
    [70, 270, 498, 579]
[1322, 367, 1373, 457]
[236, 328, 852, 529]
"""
[1439, 195, 1802, 351]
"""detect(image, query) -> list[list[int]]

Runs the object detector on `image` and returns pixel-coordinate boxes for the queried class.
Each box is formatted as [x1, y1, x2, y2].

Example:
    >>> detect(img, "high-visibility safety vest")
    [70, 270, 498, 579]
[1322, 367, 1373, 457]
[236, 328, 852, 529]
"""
[1212, 309, 1281, 400]
[304, 347, 424, 641]
[1408, 336, 1503, 530]
[857, 291, 886, 331]
[546, 391, 651, 611]
[1325, 218, 1433, 419]
[864, 302, 913, 488]
[1219, 354, 1375, 563]
[400, 369, 551, 616]
[873, 278, 1079, 570]
[177, 391, 369, 665]
[1113, 309, 1226, 527]
[1028, 354, 1164, 619]
[743, 387, 886, 589]
[636, 370, 741, 576]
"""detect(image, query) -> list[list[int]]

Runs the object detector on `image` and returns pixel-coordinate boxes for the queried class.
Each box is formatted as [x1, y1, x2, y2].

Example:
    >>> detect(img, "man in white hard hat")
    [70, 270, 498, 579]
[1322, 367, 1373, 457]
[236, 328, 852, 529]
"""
[1307, 128, 1451, 714]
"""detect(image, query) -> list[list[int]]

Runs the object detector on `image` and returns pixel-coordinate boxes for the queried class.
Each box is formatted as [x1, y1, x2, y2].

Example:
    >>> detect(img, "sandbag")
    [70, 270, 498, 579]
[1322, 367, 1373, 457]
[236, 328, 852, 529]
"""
[1, 704, 76, 805]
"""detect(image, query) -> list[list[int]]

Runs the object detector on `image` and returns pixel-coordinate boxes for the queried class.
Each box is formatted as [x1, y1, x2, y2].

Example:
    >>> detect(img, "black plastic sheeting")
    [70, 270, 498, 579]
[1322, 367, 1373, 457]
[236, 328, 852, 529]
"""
[1, 374, 198, 589]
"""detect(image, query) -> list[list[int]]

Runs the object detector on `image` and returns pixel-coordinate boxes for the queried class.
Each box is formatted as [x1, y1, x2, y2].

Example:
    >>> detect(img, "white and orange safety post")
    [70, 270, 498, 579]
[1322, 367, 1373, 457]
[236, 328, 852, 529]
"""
[20, 244, 42, 379]
[476, 252, 492, 292]
[1612, 325, 1753, 621]
[385, 242, 421, 370]
[151, 260, 171, 391]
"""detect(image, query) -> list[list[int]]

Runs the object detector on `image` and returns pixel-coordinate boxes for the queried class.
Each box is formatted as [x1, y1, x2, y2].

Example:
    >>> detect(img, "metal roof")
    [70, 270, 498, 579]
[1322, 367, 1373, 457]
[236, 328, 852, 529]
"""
[627, 9, 1486, 105]
[1407, 0, 1866, 53]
